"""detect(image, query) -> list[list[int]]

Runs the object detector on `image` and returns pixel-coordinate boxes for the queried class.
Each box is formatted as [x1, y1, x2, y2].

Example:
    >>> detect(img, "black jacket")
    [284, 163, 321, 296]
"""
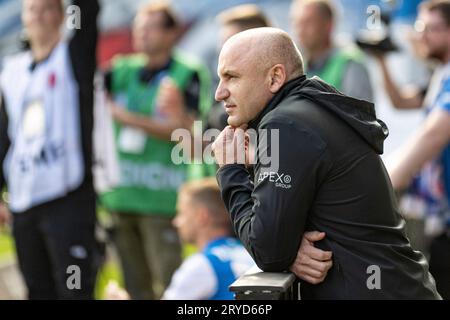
[217, 76, 441, 299]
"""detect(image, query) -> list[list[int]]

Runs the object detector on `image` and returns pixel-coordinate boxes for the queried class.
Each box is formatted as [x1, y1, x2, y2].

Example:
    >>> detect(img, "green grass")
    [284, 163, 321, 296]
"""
[0, 230, 14, 263]
[95, 259, 124, 300]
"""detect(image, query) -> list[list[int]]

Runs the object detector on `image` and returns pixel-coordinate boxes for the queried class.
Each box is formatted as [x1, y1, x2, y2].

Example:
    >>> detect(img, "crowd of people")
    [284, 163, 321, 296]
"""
[0, 0, 449, 300]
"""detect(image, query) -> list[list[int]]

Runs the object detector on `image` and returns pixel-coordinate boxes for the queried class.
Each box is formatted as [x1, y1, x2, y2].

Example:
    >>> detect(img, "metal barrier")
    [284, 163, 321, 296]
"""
[230, 266, 300, 300]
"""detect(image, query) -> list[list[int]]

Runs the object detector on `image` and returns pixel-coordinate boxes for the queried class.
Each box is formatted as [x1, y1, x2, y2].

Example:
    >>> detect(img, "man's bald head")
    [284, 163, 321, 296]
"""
[216, 28, 305, 127]
[222, 27, 305, 80]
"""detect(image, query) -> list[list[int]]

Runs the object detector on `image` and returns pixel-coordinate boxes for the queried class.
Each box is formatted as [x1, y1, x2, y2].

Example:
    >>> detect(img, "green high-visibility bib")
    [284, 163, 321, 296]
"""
[100, 52, 214, 216]
[311, 47, 364, 91]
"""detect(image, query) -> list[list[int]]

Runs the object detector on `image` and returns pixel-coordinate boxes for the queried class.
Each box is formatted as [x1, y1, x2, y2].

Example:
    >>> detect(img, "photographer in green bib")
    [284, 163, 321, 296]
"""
[290, 0, 373, 102]
[100, 1, 213, 300]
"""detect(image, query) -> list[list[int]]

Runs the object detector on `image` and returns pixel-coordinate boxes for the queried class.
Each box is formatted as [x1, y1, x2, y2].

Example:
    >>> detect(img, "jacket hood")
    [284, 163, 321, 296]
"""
[250, 76, 389, 154]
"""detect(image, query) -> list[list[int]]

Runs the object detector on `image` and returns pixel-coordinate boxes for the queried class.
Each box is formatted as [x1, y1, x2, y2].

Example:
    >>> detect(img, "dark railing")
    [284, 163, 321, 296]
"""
[230, 266, 300, 300]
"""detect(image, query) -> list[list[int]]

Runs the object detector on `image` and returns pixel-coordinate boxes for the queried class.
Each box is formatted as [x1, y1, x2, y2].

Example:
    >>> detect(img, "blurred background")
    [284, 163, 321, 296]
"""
[0, 0, 437, 299]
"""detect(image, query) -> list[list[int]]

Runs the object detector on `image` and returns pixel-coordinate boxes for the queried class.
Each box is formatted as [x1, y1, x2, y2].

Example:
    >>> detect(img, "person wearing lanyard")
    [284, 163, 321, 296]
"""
[0, 0, 100, 299]
[100, 2, 212, 300]
[290, 0, 374, 102]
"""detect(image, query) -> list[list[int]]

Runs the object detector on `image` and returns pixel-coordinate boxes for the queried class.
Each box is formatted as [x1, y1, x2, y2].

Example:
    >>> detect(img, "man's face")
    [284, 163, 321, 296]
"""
[416, 9, 450, 62]
[290, 2, 331, 54]
[22, 0, 63, 42]
[173, 194, 199, 244]
[215, 43, 273, 127]
[133, 12, 175, 55]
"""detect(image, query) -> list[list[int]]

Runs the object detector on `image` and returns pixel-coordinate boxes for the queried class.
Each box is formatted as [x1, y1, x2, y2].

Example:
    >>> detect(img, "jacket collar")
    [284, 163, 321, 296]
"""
[248, 75, 307, 129]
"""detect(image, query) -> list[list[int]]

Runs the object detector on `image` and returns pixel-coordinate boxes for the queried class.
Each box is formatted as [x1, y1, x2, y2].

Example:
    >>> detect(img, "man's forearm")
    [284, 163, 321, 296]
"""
[217, 164, 254, 243]
[379, 58, 423, 110]
[217, 164, 300, 272]
[389, 110, 450, 189]
[117, 111, 191, 141]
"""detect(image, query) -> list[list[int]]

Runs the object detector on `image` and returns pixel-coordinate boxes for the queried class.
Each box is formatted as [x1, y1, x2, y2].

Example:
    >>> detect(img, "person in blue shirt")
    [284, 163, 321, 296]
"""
[162, 177, 254, 300]
[388, 0, 450, 299]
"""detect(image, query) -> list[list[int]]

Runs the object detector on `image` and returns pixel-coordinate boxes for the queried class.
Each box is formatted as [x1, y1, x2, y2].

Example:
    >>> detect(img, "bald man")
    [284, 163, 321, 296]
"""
[212, 28, 441, 299]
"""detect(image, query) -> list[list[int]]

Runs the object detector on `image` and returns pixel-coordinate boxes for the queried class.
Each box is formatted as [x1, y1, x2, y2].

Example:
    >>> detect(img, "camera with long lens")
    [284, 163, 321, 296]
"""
[356, 0, 399, 54]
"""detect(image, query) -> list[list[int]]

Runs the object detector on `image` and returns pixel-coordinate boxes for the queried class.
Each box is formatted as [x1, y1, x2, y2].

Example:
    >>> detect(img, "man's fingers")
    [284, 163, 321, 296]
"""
[304, 231, 326, 242]
[213, 127, 237, 167]
[224, 126, 235, 141]
[290, 254, 332, 276]
[233, 127, 246, 141]
[303, 255, 333, 273]
[290, 244, 332, 285]
[233, 127, 246, 164]
[213, 126, 251, 167]
[212, 130, 225, 157]
[304, 244, 333, 261]
[214, 127, 230, 148]
[294, 264, 324, 279]
[290, 260, 330, 285]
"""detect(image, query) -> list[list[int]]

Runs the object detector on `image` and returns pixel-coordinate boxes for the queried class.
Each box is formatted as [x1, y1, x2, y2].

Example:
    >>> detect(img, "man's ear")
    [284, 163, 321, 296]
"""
[268, 64, 287, 94]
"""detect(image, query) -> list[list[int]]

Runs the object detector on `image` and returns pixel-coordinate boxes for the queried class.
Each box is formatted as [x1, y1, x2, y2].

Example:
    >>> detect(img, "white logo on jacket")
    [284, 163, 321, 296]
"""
[257, 172, 292, 189]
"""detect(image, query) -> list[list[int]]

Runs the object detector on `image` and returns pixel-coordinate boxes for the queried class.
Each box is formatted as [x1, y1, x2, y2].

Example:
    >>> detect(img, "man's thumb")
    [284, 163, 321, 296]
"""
[304, 231, 326, 242]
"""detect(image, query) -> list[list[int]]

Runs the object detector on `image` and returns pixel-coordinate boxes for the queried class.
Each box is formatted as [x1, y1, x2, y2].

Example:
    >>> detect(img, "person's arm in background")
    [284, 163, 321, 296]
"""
[69, 0, 100, 184]
[388, 107, 450, 190]
[374, 54, 424, 110]
[107, 79, 195, 141]
[69, 0, 99, 85]
[108, 72, 203, 141]
[0, 94, 11, 226]
[214, 121, 331, 272]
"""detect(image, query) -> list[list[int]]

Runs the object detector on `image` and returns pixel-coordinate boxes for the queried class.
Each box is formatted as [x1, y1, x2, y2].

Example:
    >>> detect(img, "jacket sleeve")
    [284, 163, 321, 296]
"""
[68, 0, 100, 186]
[69, 0, 99, 85]
[216, 119, 327, 272]
[0, 94, 10, 192]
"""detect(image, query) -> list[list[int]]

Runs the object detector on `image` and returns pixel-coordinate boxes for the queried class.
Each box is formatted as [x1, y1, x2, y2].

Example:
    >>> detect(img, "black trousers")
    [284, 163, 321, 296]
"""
[12, 185, 100, 300]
